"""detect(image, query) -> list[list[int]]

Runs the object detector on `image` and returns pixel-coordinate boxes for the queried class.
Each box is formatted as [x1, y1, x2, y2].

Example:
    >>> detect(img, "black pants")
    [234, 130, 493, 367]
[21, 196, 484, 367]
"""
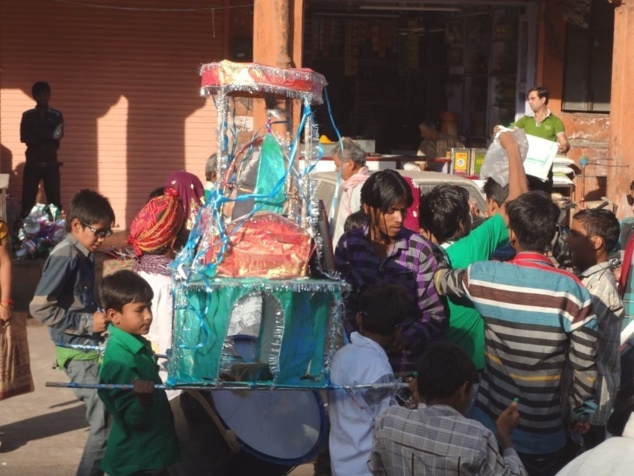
[582, 424, 606, 450]
[21, 160, 61, 217]
[518, 447, 569, 476]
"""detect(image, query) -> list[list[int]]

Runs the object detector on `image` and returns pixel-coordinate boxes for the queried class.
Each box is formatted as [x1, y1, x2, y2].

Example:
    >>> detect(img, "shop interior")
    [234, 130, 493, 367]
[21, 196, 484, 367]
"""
[303, 0, 536, 154]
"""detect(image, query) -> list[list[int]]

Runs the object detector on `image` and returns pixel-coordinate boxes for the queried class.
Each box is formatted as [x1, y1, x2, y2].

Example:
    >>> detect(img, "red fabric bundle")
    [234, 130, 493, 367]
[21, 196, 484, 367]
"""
[206, 213, 312, 279]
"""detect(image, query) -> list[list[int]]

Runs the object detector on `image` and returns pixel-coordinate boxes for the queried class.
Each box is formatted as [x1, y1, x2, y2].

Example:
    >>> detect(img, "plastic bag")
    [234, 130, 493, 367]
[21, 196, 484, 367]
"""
[480, 128, 529, 187]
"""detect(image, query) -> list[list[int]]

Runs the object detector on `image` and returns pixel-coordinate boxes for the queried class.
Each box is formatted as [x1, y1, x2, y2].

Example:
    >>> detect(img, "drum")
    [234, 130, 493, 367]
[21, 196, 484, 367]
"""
[210, 335, 328, 475]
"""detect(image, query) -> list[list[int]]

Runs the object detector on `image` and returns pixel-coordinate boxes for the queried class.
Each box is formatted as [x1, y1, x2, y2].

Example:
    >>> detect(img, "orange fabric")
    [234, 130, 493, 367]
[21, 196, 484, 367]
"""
[0, 220, 8, 241]
[128, 188, 185, 257]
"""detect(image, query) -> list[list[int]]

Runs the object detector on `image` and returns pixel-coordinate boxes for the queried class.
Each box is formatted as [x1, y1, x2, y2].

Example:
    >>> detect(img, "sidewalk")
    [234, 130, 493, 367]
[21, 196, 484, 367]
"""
[0, 319, 86, 475]
[0, 321, 314, 475]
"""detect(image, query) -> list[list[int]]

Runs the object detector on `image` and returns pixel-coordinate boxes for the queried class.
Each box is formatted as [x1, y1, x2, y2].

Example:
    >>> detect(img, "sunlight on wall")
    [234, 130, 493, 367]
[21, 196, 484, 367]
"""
[0, 89, 33, 193]
[98, 95, 128, 228]
[185, 96, 217, 180]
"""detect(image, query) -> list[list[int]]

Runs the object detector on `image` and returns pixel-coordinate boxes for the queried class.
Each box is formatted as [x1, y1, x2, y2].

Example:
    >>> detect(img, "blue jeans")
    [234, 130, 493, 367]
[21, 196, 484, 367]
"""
[65, 359, 111, 476]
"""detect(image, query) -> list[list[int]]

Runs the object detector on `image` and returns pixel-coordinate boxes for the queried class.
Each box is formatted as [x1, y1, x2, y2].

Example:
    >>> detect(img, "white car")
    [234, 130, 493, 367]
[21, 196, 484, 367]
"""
[311, 169, 488, 227]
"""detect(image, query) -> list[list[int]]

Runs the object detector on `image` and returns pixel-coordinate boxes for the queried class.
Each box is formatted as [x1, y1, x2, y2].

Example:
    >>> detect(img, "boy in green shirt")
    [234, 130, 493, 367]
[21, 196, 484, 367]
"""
[419, 132, 528, 370]
[98, 270, 180, 476]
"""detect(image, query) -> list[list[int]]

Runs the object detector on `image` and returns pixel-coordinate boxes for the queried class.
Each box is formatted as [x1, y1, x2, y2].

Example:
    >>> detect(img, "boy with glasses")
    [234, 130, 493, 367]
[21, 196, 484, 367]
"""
[30, 189, 115, 476]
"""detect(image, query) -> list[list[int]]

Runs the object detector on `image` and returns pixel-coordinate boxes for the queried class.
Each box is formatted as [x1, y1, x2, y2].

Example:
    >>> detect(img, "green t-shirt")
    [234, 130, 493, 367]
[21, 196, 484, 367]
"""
[98, 325, 180, 475]
[443, 214, 509, 370]
[513, 113, 565, 142]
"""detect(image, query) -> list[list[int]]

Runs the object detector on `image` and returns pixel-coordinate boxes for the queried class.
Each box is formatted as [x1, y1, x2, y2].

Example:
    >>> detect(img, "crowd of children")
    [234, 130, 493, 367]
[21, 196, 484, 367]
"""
[23, 131, 631, 476]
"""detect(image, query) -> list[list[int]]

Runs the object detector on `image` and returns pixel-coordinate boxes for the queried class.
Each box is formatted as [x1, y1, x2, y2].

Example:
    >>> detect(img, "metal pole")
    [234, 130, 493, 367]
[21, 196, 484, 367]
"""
[46, 381, 409, 392]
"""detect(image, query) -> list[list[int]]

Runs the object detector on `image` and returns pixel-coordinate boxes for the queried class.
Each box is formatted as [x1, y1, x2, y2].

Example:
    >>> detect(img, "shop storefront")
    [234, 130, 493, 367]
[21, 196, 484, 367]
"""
[303, 1, 538, 153]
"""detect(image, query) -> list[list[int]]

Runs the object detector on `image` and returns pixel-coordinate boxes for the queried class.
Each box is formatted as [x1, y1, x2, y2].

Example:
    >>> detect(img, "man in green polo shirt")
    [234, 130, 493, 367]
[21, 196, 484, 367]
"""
[514, 86, 570, 154]
[511, 86, 570, 192]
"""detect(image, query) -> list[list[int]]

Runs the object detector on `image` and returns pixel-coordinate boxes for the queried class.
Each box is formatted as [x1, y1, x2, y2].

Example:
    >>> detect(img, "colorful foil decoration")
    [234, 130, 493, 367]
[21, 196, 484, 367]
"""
[14, 204, 65, 259]
[167, 60, 349, 390]
[200, 60, 327, 105]
[167, 278, 347, 389]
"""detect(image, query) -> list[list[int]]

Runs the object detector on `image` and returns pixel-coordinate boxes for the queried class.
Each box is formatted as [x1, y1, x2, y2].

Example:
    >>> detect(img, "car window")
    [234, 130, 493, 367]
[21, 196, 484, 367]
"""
[417, 183, 486, 214]
[312, 171, 488, 226]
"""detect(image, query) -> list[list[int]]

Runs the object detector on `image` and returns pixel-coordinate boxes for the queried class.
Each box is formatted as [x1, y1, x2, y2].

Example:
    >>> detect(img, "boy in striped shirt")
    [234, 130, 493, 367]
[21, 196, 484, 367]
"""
[434, 191, 598, 476]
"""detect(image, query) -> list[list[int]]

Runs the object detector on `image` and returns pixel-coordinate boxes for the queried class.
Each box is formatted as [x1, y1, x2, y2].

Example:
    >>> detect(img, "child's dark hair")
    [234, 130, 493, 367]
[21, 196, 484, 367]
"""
[344, 210, 368, 233]
[358, 284, 409, 335]
[100, 270, 154, 312]
[419, 184, 470, 244]
[65, 189, 116, 232]
[32, 81, 50, 96]
[483, 177, 509, 207]
[416, 342, 478, 401]
[506, 191, 559, 253]
[361, 169, 413, 211]
[147, 186, 166, 202]
[573, 208, 621, 254]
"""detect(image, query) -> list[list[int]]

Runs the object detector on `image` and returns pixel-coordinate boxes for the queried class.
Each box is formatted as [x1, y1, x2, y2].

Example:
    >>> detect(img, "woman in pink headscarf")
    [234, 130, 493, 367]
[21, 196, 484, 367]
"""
[165, 171, 205, 231]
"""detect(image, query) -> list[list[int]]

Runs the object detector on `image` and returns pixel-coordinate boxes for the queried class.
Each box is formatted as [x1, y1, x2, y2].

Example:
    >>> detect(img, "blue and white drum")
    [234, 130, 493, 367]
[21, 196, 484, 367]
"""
[210, 335, 328, 475]
[212, 388, 327, 473]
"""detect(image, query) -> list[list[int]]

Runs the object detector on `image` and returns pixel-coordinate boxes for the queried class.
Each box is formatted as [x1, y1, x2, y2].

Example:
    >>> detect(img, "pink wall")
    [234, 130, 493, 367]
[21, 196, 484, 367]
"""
[0, 0, 237, 227]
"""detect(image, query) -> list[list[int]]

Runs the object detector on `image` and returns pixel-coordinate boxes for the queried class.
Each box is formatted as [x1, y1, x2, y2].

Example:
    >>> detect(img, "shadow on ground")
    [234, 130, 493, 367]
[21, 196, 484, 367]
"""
[0, 403, 87, 452]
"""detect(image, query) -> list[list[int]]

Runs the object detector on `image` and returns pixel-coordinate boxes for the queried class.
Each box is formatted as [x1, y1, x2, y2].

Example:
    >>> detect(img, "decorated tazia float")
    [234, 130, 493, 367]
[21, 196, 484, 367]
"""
[167, 60, 347, 391]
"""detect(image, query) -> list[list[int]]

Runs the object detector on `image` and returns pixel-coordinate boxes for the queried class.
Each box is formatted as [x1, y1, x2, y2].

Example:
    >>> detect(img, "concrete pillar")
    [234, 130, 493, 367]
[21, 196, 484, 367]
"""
[608, 1, 634, 217]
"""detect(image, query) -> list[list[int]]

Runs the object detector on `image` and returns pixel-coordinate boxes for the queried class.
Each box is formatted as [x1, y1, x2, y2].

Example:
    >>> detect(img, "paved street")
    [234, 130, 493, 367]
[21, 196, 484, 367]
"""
[0, 317, 86, 475]
[0, 320, 313, 475]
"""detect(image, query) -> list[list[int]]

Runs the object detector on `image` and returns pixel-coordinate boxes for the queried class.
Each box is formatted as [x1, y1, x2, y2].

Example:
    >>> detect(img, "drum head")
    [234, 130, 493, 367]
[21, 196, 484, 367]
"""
[212, 389, 327, 465]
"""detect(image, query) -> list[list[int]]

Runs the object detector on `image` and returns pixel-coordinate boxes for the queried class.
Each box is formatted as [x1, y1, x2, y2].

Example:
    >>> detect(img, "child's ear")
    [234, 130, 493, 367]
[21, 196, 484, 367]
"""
[508, 229, 517, 246]
[591, 234, 605, 252]
[458, 381, 472, 412]
[70, 218, 83, 233]
[105, 308, 119, 324]
[460, 381, 472, 399]
[355, 312, 364, 331]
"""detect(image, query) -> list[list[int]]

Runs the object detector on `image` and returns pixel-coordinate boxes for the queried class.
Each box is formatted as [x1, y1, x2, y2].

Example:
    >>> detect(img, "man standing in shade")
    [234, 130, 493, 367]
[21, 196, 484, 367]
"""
[20, 81, 64, 217]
